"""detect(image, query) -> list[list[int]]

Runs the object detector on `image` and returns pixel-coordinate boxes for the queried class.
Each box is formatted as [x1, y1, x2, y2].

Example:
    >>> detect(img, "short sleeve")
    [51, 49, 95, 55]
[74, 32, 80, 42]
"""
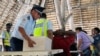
[77, 33, 82, 40]
[18, 14, 29, 29]
[47, 20, 53, 30]
[1, 31, 5, 39]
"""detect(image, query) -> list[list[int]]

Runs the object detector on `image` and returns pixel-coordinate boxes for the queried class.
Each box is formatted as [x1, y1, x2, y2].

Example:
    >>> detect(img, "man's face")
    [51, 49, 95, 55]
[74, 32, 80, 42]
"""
[6, 26, 11, 30]
[93, 29, 98, 35]
[31, 10, 40, 20]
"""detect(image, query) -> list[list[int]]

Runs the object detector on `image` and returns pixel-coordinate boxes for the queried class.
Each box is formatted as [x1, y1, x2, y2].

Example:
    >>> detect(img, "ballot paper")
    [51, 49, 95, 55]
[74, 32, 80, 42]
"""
[23, 37, 52, 51]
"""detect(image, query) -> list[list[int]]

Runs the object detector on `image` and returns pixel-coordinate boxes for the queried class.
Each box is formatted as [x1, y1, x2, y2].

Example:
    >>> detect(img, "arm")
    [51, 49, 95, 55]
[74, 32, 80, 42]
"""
[76, 33, 83, 50]
[19, 27, 36, 47]
[47, 20, 53, 39]
[18, 17, 36, 47]
[19, 27, 31, 41]
[47, 30, 53, 39]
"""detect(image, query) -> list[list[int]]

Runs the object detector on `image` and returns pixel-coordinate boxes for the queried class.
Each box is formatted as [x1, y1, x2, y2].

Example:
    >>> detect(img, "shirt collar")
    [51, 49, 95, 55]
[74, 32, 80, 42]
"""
[29, 14, 34, 22]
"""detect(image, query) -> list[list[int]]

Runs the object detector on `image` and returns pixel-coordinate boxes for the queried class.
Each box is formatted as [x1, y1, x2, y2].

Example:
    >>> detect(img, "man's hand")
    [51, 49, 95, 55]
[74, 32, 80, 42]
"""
[27, 39, 36, 47]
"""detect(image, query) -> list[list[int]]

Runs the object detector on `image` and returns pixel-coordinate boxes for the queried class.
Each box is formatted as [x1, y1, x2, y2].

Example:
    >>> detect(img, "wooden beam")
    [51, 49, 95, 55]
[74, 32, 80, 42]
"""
[65, 13, 72, 22]
[61, 0, 65, 21]
[61, 0, 66, 30]
[54, 0, 62, 29]
[40, 0, 46, 7]
[66, 0, 75, 30]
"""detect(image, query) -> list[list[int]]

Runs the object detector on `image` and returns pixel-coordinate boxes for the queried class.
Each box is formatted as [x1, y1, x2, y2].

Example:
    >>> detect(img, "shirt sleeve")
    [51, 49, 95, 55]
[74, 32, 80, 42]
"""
[47, 20, 53, 30]
[19, 16, 28, 28]
[77, 33, 82, 40]
[1, 32, 5, 39]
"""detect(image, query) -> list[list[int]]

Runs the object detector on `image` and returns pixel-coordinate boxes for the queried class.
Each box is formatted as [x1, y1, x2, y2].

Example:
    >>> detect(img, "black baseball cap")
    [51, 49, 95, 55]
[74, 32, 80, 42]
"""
[31, 4, 45, 14]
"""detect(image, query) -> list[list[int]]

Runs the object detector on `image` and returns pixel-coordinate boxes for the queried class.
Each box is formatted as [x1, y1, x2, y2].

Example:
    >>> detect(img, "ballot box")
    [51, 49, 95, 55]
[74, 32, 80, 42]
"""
[23, 37, 52, 51]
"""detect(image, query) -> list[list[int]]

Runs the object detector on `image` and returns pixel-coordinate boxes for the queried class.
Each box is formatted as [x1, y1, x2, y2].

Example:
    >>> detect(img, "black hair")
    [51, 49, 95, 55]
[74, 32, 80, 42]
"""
[41, 13, 47, 18]
[93, 27, 100, 33]
[75, 27, 83, 31]
[6, 23, 12, 27]
[82, 30, 87, 34]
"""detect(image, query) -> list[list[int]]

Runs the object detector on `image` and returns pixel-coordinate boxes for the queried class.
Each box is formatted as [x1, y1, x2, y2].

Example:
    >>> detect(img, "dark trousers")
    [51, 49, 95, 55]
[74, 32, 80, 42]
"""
[82, 47, 91, 56]
[10, 37, 23, 51]
[4, 46, 11, 51]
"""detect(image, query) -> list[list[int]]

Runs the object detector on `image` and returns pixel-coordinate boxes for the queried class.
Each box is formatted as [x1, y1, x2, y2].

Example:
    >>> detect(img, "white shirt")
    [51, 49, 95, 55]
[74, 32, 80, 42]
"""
[1, 31, 6, 39]
[11, 14, 35, 40]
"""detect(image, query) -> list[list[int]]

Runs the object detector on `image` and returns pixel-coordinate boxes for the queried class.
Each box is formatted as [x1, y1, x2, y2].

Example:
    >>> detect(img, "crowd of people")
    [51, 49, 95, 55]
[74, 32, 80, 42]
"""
[1, 4, 100, 56]
[52, 27, 100, 56]
[1, 4, 53, 51]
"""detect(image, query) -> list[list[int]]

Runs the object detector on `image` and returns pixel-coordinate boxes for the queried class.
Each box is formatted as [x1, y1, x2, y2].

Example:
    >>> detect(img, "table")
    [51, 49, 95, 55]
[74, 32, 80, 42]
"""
[0, 49, 63, 56]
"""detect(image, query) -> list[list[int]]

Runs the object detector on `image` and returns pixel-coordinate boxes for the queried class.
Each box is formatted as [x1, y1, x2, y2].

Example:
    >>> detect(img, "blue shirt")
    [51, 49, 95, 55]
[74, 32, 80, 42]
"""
[93, 34, 100, 49]
[11, 14, 35, 40]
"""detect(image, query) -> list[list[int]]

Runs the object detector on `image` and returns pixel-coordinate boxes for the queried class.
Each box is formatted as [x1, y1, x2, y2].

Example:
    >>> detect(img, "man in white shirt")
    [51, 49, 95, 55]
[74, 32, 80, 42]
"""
[10, 4, 45, 51]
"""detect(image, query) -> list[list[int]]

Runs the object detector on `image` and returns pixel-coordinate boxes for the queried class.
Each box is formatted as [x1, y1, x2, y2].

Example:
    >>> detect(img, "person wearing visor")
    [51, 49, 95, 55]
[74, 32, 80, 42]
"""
[1, 23, 12, 51]
[10, 4, 45, 51]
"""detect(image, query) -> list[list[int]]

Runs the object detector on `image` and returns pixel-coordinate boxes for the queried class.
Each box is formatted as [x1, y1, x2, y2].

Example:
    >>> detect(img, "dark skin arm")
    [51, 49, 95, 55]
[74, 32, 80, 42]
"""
[47, 30, 53, 39]
[19, 27, 36, 47]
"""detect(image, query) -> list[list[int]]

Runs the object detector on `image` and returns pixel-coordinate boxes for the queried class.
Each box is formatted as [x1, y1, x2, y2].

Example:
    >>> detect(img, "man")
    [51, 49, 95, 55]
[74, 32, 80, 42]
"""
[2, 23, 12, 51]
[33, 13, 53, 39]
[92, 27, 100, 56]
[10, 4, 45, 51]
[75, 27, 91, 56]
